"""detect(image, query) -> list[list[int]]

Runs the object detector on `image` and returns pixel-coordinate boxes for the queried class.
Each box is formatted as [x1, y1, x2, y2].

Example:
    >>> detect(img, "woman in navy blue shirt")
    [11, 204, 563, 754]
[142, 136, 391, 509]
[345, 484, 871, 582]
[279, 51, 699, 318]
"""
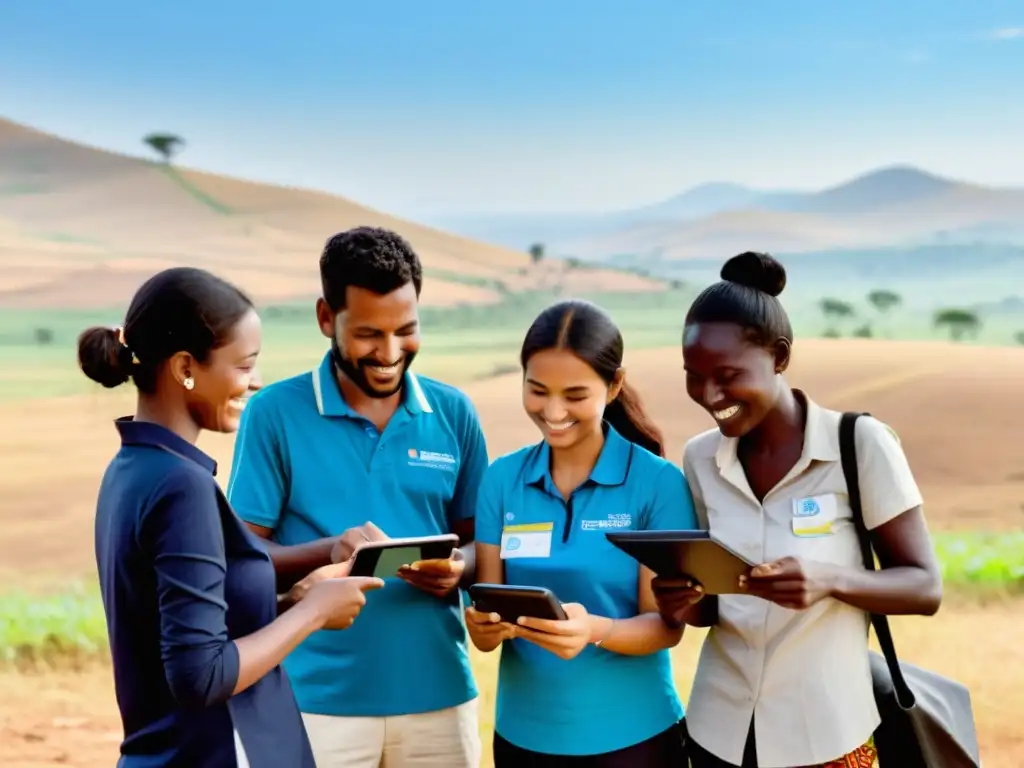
[78, 266, 384, 768]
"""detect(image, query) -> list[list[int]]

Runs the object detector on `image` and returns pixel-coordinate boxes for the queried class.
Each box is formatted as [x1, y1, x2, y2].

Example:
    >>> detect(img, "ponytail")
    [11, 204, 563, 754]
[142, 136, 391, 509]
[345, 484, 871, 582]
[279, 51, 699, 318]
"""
[604, 380, 665, 458]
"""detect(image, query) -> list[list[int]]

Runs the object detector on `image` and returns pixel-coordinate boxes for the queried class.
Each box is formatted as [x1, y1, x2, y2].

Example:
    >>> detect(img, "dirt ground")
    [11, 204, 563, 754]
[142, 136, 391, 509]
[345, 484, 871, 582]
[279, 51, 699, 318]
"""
[1, 338, 1023, 765]
[2, 601, 1021, 768]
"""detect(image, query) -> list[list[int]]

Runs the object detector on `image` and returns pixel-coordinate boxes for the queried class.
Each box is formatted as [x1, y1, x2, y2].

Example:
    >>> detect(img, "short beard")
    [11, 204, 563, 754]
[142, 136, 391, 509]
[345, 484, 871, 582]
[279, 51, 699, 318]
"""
[330, 337, 414, 399]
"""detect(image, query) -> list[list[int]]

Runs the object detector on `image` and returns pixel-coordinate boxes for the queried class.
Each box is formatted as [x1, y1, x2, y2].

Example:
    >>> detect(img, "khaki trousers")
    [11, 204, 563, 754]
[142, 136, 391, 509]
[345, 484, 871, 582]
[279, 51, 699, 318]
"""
[301, 698, 481, 768]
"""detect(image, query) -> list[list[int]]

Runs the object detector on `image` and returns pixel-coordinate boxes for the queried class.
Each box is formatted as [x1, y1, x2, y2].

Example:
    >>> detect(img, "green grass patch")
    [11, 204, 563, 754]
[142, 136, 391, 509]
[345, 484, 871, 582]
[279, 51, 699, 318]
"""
[0, 581, 106, 669]
[1, 531, 1019, 670]
[158, 165, 234, 216]
[0, 288, 696, 403]
[934, 531, 1024, 592]
[0, 182, 49, 196]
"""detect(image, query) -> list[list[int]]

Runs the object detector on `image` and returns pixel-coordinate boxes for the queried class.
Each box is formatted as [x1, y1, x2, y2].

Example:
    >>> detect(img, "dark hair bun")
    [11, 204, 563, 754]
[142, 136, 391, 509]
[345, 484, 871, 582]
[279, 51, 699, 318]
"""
[77, 326, 133, 388]
[720, 251, 787, 297]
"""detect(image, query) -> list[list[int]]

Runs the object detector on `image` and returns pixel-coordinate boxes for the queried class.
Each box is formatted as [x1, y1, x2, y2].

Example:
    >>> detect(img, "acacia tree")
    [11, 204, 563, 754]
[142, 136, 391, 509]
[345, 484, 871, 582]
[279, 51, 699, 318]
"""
[819, 297, 855, 337]
[867, 289, 901, 337]
[528, 243, 545, 265]
[933, 308, 981, 342]
[143, 133, 185, 164]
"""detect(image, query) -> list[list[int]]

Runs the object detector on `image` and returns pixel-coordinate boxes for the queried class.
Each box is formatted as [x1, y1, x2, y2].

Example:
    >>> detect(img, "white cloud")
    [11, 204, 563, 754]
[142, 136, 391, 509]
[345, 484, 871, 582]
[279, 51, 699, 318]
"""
[990, 27, 1023, 40]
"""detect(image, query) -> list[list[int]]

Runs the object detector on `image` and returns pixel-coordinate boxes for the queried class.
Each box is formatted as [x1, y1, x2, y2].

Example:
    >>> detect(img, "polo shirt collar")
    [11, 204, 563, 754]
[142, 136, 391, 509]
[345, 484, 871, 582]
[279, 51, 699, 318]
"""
[311, 351, 433, 418]
[714, 389, 838, 497]
[114, 417, 218, 475]
[526, 422, 633, 491]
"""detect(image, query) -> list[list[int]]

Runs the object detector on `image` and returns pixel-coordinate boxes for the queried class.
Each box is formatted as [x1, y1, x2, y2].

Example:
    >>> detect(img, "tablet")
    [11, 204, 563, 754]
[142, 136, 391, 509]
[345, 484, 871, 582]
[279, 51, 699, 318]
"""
[605, 530, 755, 595]
[468, 584, 568, 624]
[348, 534, 460, 579]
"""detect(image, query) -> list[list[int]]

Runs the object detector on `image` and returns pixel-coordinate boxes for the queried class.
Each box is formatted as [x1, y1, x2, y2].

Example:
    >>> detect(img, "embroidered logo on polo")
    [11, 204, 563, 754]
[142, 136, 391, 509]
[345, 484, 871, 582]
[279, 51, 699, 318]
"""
[581, 512, 632, 531]
[406, 448, 458, 472]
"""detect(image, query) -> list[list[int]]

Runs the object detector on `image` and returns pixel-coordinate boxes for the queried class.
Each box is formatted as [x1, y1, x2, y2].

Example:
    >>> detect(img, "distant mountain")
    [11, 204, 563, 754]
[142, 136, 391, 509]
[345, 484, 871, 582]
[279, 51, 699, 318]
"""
[753, 166, 961, 216]
[431, 165, 1024, 261]
[572, 167, 1024, 261]
[432, 182, 789, 252]
[621, 182, 769, 220]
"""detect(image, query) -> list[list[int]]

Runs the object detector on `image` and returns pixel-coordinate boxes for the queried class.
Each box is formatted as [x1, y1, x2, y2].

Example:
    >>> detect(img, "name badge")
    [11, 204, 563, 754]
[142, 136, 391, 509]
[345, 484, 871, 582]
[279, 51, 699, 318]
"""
[791, 494, 838, 537]
[500, 522, 554, 559]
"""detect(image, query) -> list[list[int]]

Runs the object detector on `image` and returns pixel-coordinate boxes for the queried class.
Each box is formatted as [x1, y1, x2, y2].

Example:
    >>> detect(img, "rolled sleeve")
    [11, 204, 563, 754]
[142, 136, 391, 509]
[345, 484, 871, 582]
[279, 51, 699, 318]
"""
[225, 393, 289, 530]
[854, 416, 924, 530]
[139, 471, 240, 709]
[447, 397, 489, 527]
[473, 462, 505, 546]
[644, 462, 699, 531]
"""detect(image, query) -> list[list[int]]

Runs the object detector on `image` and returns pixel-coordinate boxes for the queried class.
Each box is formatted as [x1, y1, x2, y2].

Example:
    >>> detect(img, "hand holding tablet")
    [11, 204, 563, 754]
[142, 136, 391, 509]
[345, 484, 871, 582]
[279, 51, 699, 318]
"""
[605, 529, 755, 595]
[468, 584, 569, 624]
[347, 533, 460, 579]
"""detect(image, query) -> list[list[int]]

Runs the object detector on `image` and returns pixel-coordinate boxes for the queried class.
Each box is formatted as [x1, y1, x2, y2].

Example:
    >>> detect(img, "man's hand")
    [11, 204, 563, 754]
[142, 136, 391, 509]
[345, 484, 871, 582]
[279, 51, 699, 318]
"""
[397, 548, 466, 598]
[330, 521, 388, 564]
[741, 556, 838, 610]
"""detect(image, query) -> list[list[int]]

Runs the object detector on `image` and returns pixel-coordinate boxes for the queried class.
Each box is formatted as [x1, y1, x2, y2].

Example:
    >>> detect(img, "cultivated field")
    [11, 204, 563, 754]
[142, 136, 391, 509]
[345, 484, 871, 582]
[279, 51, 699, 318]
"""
[2, 337, 1023, 767]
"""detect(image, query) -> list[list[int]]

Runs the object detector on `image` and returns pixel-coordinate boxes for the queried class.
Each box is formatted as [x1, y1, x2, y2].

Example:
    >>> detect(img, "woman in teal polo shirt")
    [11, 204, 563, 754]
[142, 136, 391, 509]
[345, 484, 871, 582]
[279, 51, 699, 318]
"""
[468, 299, 697, 767]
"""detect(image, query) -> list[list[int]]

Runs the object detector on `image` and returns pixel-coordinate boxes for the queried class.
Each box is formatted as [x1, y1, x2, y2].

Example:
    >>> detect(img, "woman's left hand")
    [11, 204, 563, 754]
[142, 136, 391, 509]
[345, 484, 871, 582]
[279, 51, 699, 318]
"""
[740, 556, 838, 610]
[514, 603, 593, 660]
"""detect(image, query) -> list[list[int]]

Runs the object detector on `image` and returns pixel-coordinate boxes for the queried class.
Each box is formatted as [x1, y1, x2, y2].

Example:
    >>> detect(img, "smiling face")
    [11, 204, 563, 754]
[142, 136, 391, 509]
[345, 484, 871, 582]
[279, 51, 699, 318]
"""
[523, 348, 622, 449]
[185, 307, 263, 433]
[317, 282, 421, 398]
[682, 321, 787, 438]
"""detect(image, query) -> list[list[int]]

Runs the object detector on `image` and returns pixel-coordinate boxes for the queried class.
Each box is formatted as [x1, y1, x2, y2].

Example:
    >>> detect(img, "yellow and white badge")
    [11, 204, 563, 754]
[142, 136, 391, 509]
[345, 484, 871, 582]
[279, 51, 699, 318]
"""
[500, 522, 554, 559]
[791, 494, 838, 537]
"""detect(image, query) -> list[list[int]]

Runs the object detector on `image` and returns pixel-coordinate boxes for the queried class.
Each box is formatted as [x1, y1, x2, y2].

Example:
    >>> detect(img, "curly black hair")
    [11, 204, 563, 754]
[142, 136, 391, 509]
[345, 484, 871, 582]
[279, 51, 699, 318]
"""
[319, 226, 423, 311]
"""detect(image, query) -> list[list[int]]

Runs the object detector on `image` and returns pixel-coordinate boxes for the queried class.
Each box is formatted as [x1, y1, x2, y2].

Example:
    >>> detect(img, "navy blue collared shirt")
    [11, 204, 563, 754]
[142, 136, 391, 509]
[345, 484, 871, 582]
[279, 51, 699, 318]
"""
[95, 418, 314, 768]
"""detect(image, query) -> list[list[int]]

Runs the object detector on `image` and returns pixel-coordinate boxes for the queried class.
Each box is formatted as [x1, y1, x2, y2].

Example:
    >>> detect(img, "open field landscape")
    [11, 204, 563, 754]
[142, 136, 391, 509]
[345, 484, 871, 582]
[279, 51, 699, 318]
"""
[2, 336, 1024, 767]
[2, 115, 1023, 768]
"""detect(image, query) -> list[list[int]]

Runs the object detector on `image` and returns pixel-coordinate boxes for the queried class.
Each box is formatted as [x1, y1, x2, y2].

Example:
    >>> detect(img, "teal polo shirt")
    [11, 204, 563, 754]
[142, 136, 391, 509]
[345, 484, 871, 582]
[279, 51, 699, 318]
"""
[226, 352, 488, 717]
[475, 425, 697, 756]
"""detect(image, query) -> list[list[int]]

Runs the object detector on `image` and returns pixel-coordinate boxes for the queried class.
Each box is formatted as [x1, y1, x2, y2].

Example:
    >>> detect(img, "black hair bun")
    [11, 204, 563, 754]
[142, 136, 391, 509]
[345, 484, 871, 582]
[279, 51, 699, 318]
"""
[720, 251, 787, 297]
[77, 326, 133, 388]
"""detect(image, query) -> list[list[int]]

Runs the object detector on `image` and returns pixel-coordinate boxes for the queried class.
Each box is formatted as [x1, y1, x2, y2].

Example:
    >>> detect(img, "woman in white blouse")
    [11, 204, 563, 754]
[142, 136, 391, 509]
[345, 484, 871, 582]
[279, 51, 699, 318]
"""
[654, 252, 942, 768]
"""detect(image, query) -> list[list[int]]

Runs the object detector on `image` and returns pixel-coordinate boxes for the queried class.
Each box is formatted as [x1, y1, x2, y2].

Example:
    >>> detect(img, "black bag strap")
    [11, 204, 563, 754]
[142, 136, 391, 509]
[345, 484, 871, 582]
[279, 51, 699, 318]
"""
[839, 412, 916, 707]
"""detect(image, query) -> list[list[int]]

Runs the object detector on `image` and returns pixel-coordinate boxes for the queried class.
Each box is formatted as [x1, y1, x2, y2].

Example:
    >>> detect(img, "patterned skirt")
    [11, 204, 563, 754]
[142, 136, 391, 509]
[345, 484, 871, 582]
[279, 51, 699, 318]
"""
[819, 740, 878, 768]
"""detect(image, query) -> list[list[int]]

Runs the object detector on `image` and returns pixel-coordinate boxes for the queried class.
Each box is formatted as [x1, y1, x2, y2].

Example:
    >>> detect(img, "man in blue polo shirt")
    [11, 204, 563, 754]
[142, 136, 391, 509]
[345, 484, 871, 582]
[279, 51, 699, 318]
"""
[226, 226, 488, 768]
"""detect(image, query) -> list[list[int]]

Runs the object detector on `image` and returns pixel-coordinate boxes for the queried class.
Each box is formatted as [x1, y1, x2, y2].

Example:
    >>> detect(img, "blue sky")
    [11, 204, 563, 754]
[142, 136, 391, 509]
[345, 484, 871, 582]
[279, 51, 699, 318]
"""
[2, 1, 1022, 217]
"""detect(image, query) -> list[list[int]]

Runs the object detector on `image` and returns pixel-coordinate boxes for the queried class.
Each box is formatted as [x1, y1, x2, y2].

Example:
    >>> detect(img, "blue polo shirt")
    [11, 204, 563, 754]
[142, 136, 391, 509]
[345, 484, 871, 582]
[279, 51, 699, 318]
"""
[95, 418, 314, 768]
[226, 352, 488, 717]
[476, 425, 697, 756]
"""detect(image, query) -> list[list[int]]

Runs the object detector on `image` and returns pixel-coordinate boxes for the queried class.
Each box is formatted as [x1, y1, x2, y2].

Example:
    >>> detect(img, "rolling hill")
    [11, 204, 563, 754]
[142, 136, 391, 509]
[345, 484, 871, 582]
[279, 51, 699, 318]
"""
[433, 166, 1024, 261]
[0, 118, 666, 309]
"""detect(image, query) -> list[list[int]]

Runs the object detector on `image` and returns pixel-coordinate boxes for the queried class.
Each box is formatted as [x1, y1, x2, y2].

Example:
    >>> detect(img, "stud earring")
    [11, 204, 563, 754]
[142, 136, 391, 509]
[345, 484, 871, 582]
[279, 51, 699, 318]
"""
[183, 376, 195, 391]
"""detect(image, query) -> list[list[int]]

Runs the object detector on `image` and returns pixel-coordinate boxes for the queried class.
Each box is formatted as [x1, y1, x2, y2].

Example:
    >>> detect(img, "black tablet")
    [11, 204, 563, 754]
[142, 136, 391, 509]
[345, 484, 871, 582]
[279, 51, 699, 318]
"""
[605, 529, 755, 595]
[468, 584, 568, 624]
[348, 534, 460, 579]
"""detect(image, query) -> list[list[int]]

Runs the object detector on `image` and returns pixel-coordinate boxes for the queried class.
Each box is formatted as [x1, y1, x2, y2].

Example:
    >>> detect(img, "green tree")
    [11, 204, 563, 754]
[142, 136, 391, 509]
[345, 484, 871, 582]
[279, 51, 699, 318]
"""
[143, 133, 185, 164]
[933, 308, 981, 342]
[528, 243, 545, 265]
[819, 297, 855, 337]
[866, 288, 902, 338]
[1013, 330, 1024, 346]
